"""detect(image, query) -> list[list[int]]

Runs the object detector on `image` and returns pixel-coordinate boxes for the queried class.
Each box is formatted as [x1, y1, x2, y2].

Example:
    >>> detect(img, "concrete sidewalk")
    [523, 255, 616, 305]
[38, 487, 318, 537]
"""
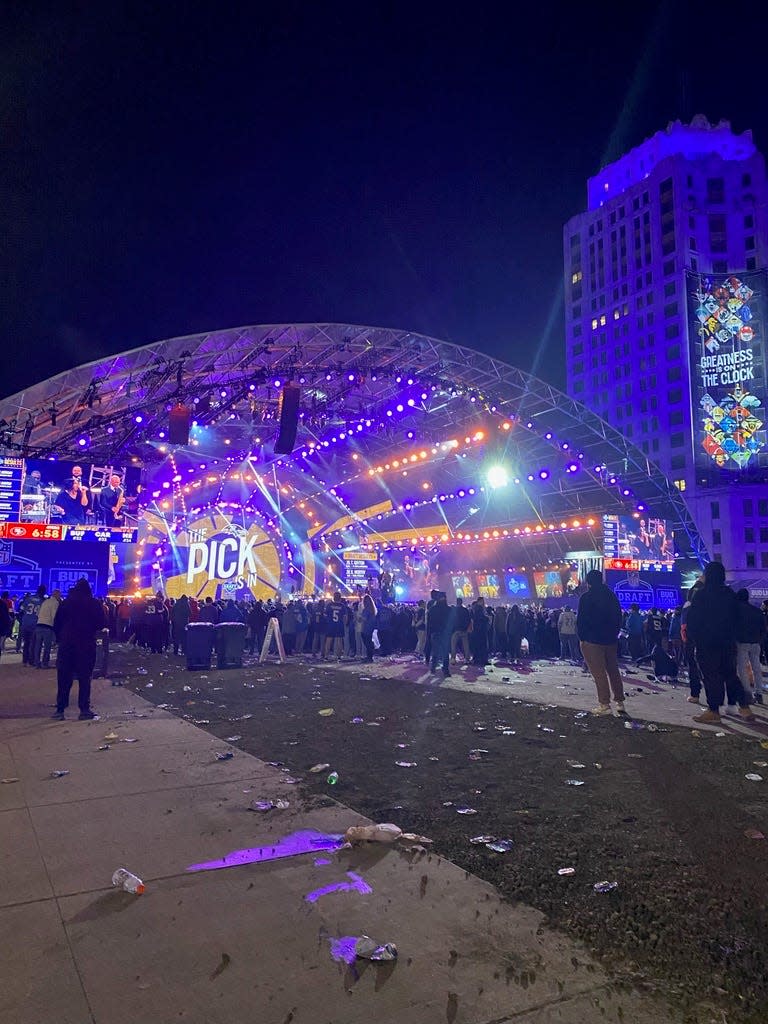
[0, 663, 679, 1024]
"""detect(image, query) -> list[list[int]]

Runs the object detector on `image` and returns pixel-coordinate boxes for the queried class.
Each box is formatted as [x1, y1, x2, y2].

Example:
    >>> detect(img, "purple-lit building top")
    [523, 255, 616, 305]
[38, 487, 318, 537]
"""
[564, 117, 768, 596]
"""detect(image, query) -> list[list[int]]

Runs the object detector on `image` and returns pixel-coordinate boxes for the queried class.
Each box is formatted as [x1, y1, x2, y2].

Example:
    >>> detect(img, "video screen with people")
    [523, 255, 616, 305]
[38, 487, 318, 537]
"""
[450, 572, 475, 600]
[20, 459, 141, 530]
[603, 513, 675, 567]
[475, 572, 501, 599]
[379, 548, 439, 601]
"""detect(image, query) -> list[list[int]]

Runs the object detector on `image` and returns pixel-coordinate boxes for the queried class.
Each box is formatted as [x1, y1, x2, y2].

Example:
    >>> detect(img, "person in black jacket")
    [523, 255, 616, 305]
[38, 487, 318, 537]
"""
[735, 588, 766, 705]
[686, 562, 753, 724]
[428, 592, 451, 677]
[576, 569, 625, 715]
[51, 579, 106, 720]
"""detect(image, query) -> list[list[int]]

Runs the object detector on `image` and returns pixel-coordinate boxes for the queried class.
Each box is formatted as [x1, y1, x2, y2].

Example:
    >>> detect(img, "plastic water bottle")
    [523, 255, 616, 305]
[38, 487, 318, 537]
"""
[327, 771, 339, 785]
[112, 868, 145, 894]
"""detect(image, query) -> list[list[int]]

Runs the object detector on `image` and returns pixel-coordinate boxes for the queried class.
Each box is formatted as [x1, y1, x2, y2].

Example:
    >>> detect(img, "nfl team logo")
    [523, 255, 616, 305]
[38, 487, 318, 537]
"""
[0, 540, 11, 566]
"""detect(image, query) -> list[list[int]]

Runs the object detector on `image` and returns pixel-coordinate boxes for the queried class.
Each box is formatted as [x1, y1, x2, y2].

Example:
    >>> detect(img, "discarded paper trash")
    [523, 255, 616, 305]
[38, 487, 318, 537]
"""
[216, 751, 234, 761]
[355, 936, 398, 961]
[558, 867, 576, 875]
[309, 763, 331, 773]
[50, 770, 70, 778]
[318, 708, 335, 717]
[593, 880, 618, 893]
[745, 773, 763, 782]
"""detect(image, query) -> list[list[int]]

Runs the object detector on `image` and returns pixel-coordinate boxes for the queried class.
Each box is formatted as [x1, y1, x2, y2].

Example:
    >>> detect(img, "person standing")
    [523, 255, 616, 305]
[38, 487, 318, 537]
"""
[414, 600, 426, 657]
[99, 474, 125, 525]
[18, 586, 46, 665]
[294, 600, 309, 655]
[624, 603, 644, 662]
[735, 588, 766, 705]
[53, 477, 89, 525]
[470, 597, 490, 666]
[34, 589, 61, 667]
[51, 579, 105, 720]
[171, 594, 191, 655]
[686, 562, 754, 724]
[680, 587, 703, 705]
[450, 597, 471, 663]
[506, 604, 525, 661]
[576, 569, 626, 715]
[360, 594, 377, 662]
[557, 606, 579, 661]
[428, 592, 451, 677]
[0, 598, 11, 659]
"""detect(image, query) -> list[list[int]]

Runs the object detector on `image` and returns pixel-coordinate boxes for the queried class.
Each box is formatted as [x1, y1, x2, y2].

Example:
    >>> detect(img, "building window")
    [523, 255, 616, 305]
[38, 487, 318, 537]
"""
[744, 214, 754, 229]
[742, 173, 752, 187]
[760, 527, 768, 544]
[668, 388, 682, 404]
[591, 318, 598, 330]
[706, 177, 725, 203]
[762, 552, 768, 569]
[573, 323, 582, 337]
[573, 381, 584, 393]
[745, 235, 755, 250]
[667, 366, 682, 381]
[572, 342, 583, 356]
[670, 432, 685, 448]
[670, 453, 685, 468]
[665, 323, 680, 339]
[673, 479, 686, 491]
[572, 270, 583, 283]
[670, 410, 683, 425]
[744, 499, 753, 516]
[746, 552, 756, 569]
[666, 344, 681, 360]
[758, 500, 768, 517]
[745, 527, 755, 543]
[663, 258, 675, 276]
[747, 256, 757, 270]
[664, 282, 676, 298]
[711, 502, 720, 519]
[713, 260, 728, 274]
[663, 301, 678, 318]
[712, 528, 721, 545]
[708, 214, 727, 252]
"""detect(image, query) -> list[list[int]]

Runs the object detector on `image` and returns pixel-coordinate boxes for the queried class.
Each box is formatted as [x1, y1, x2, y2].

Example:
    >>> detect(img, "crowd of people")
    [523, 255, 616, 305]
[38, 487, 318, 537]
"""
[2, 566, 766, 724]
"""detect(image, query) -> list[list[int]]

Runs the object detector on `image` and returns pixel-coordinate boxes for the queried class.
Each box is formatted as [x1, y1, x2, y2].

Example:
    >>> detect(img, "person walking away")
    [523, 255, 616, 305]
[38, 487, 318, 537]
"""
[668, 607, 683, 664]
[424, 590, 438, 666]
[493, 605, 508, 659]
[735, 588, 766, 704]
[0, 598, 11, 659]
[506, 604, 524, 661]
[428, 592, 451, 677]
[294, 600, 308, 654]
[414, 600, 426, 657]
[51, 579, 106, 720]
[576, 570, 626, 715]
[450, 597, 471, 663]
[282, 601, 298, 655]
[624, 603, 644, 662]
[360, 594, 377, 662]
[171, 595, 191, 655]
[557, 606, 580, 662]
[686, 562, 754, 724]
[470, 598, 490, 666]
[34, 589, 61, 668]
[18, 586, 46, 665]
[324, 594, 346, 660]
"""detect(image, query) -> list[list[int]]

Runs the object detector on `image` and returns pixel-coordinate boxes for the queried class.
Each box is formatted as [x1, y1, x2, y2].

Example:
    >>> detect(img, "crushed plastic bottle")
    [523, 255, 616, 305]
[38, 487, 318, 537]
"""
[593, 880, 618, 893]
[327, 771, 339, 785]
[216, 751, 234, 761]
[50, 769, 70, 778]
[485, 839, 514, 853]
[112, 868, 145, 894]
[564, 779, 585, 786]
[309, 763, 331, 773]
[558, 867, 576, 876]
[354, 936, 398, 961]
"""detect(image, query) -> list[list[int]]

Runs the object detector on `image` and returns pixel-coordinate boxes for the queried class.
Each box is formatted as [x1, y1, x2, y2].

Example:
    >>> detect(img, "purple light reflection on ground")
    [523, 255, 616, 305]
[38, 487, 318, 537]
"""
[329, 936, 358, 965]
[314, 857, 332, 866]
[186, 830, 344, 873]
[305, 871, 372, 904]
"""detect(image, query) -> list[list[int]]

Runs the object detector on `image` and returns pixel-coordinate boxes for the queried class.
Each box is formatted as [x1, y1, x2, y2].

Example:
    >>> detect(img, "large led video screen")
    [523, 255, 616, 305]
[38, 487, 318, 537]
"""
[0, 537, 110, 598]
[451, 572, 476, 601]
[605, 567, 681, 610]
[504, 572, 532, 600]
[379, 548, 440, 601]
[602, 513, 674, 568]
[687, 271, 768, 473]
[475, 572, 501, 599]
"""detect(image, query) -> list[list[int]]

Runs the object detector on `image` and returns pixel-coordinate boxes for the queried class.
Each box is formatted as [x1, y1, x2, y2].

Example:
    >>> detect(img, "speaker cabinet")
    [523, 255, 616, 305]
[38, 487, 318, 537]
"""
[274, 385, 300, 454]
[169, 404, 191, 445]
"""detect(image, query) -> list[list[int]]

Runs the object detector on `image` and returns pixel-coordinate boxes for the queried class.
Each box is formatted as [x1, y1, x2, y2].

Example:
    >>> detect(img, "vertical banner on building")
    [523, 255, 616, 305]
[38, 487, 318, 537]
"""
[687, 270, 768, 473]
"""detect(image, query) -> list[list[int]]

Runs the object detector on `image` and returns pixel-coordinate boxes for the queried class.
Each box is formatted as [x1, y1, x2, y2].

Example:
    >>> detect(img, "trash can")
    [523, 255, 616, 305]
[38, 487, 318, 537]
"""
[215, 621, 247, 668]
[185, 622, 214, 670]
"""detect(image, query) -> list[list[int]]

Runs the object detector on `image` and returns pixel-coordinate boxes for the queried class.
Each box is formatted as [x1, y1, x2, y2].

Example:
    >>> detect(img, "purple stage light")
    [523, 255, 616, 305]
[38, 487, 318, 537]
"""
[134, 414, 143, 424]
[539, 470, 549, 479]
[77, 436, 88, 447]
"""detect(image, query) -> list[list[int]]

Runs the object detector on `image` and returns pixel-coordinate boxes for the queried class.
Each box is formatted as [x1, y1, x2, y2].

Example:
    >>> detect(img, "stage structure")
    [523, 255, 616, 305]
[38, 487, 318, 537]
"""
[0, 324, 707, 605]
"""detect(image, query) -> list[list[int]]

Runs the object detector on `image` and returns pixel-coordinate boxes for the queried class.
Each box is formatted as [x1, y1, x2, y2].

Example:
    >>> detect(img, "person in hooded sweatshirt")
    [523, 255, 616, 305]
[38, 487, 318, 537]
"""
[576, 569, 625, 716]
[51, 579, 106, 720]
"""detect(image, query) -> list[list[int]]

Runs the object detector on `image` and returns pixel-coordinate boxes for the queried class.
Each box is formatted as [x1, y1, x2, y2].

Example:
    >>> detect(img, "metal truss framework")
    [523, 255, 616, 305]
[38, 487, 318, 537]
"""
[0, 323, 708, 563]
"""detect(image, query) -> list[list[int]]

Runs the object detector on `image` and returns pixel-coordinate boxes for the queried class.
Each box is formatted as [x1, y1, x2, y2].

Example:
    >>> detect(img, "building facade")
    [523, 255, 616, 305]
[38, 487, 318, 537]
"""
[564, 116, 768, 595]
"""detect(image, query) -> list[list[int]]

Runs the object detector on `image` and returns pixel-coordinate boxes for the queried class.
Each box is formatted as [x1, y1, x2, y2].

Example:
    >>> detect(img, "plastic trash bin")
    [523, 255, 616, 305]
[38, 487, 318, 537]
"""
[215, 621, 247, 668]
[185, 622, 214, 670]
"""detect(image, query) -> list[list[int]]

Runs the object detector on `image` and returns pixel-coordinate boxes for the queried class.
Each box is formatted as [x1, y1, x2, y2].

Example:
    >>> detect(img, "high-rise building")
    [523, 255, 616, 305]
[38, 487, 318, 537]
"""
[564, 116, 768, 593]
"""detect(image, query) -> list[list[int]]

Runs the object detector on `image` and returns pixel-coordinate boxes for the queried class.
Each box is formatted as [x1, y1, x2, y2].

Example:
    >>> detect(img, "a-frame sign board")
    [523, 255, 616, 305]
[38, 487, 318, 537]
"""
[259, 617, 287, 664]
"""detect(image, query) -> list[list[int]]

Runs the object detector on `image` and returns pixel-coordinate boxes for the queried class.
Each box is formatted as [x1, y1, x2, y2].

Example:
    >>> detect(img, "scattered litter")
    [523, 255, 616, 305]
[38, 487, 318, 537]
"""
[351, 717, 364, 724]
[593, 880, 618, 893]
[1, 778, 20, 784]
[745, 773, 763, 782]
[715, 732, 727, 737]
[97, 745, 110, 751]
[209, 953, 231, 980]
[182, 685, 192, 692]
[744, 828, 765, 840]
[485, 839, 514, 853]
[112, 868, 145, 894]
[314, 857, 331, 866]
[310, 763, 330, 773]
[104, 731, 119, 742]
[327, 771, 339, 785]
[226, 735, 242, 742]
[564, 779, 585, 786]
[136, 667, 148, 675]
[558, 867, 576, 876]
[354, 936, 398, 961]
[760, 741, 768, 750]
[318, 708, 334, 717]
[624, 721, 643, 730]
[627, 753, 644, 759]
[281, 776, 301, 784]
[345, 823, 402, 844]
[144, 682, 153, 688]
[120, 738, 139, 743]
[250, 799, 290, 812]
[216, 751, 234, 761]
[566, 762, 586, 769]
[193, 720, 211, 725]
[456, 807, 478, 815]
[442, 801, 454, 807]
[753, 761, 768, 768]
[305, 871, 372, 903]
[50, 770, 70, 778]
[469, 835, 495, 845]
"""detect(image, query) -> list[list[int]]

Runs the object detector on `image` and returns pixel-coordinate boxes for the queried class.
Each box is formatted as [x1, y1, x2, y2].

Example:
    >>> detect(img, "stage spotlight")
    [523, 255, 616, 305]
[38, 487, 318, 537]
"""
[486, 465, 509, 489]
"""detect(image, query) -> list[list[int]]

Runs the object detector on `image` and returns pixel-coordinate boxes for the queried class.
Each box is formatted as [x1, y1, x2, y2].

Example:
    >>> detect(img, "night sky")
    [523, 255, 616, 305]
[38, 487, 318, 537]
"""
[3, 2, 768, 401]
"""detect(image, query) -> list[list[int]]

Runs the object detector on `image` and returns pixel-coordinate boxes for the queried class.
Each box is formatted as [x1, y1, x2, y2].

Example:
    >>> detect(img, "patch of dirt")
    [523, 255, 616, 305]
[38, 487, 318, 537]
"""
[114, 648, 768, 1023]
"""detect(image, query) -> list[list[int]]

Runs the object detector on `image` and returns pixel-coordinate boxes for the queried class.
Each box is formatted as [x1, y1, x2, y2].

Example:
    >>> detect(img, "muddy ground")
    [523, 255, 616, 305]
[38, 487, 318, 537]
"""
[112, 646, 768, 1024]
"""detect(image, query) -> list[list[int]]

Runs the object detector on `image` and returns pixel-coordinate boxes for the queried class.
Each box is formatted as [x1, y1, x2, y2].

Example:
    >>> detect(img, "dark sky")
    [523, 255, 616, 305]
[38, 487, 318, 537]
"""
[3, 1, 768, 400]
